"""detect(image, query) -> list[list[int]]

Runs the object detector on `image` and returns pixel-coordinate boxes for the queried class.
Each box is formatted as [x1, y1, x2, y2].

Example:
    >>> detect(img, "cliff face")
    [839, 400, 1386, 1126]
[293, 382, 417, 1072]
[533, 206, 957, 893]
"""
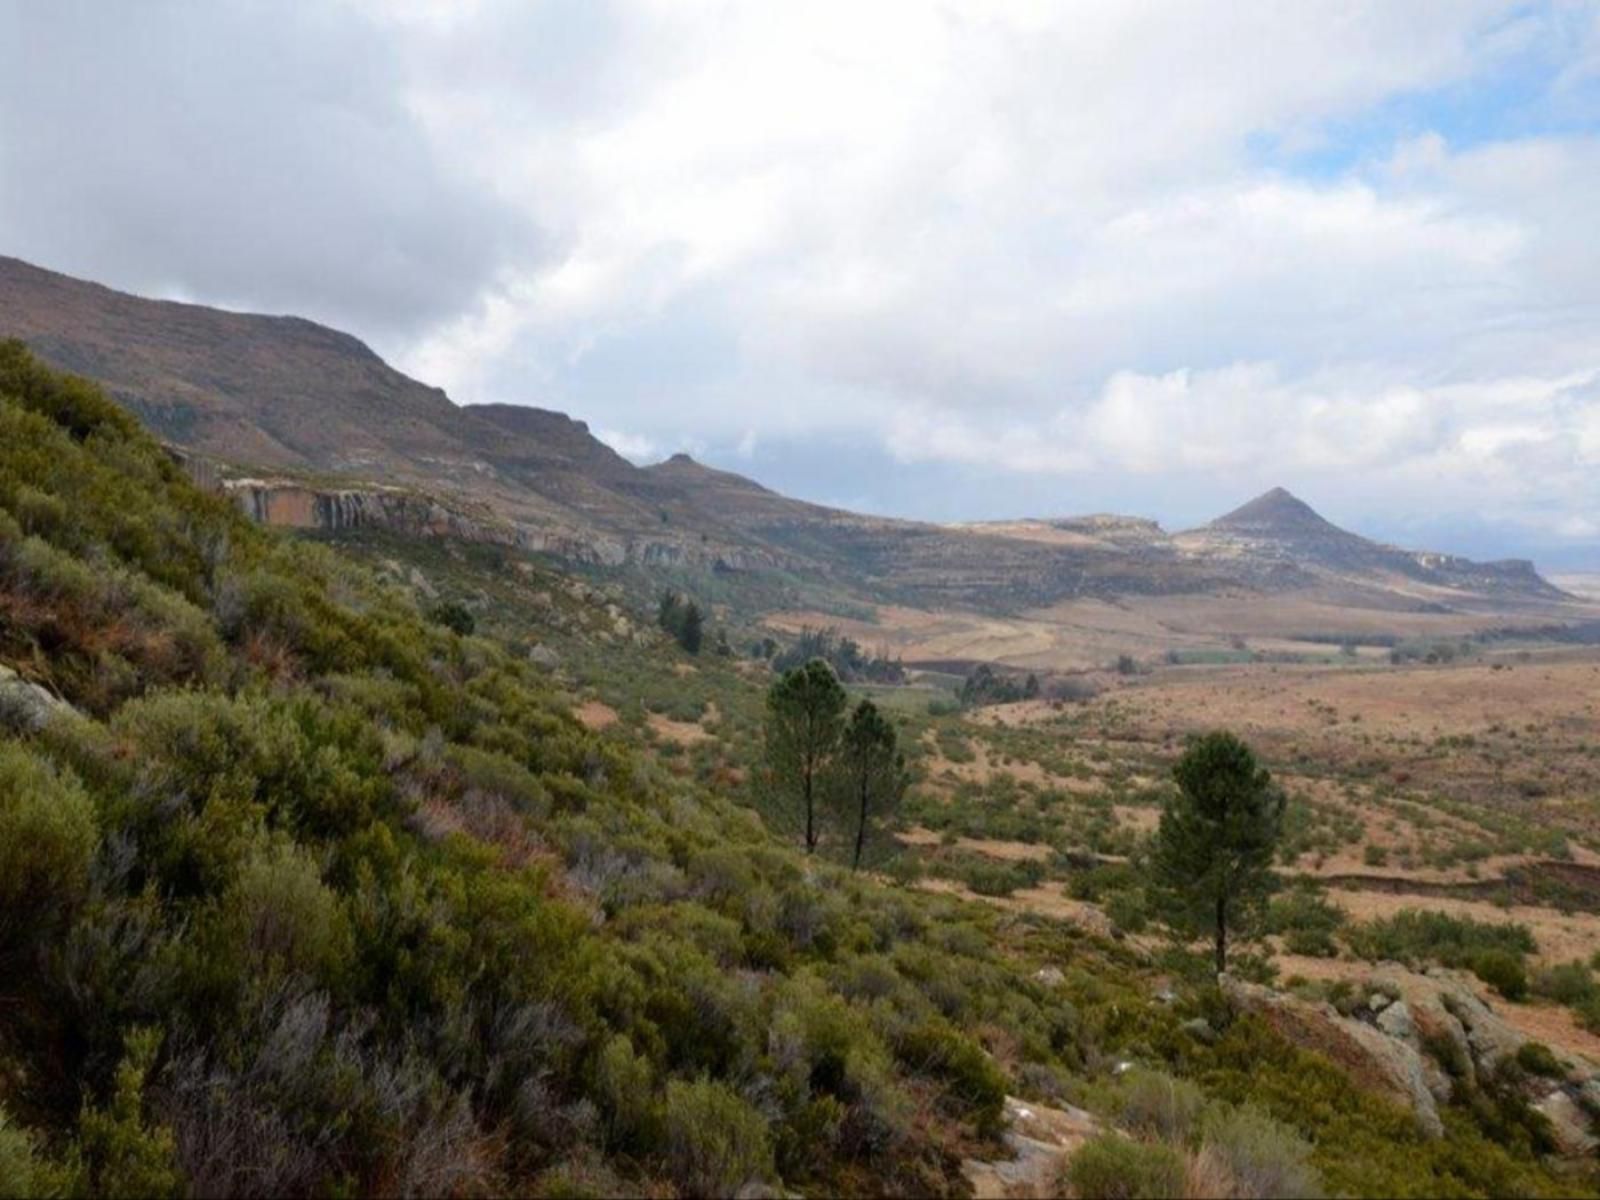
[209, 470, 791, 572]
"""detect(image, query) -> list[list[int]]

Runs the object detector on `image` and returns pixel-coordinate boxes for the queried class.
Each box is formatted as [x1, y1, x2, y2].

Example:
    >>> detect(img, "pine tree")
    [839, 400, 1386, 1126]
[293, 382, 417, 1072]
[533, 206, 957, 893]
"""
[680, 602, 704, 654]
[1149, 731, 1285, 974]
[764, 659, 847, 854]
[834, 699, 907, 869]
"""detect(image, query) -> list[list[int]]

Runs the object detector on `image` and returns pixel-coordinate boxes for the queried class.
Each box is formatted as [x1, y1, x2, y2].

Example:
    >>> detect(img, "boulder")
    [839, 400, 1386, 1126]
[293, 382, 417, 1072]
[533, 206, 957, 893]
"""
[1181, 1017, 1219, 1045]
[962, 1096, 1101, 1199]
[1534, 1089, 1599, 1158]
[1222, 975, 1444, 1138]
[0, 665, 71, 733]
[1034, 966, 1065, 988]
[526, 644, 561, 670]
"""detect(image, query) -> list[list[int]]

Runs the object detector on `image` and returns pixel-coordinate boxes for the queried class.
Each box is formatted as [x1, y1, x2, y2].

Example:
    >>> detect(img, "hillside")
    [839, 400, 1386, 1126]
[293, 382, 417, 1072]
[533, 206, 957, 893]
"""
[0, 255, 1582, 627]
[3, 345, 1595, 1198]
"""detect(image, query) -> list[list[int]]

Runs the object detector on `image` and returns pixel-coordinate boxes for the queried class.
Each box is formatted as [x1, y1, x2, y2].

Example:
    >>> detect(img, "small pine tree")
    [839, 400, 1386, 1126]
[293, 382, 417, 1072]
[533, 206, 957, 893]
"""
[680, 602, 704, 654]
[1150, 731, 1285, 974]
[834, 699, 908, 869]
[658, 592, 685, 638]
[764, 660, 847, 854]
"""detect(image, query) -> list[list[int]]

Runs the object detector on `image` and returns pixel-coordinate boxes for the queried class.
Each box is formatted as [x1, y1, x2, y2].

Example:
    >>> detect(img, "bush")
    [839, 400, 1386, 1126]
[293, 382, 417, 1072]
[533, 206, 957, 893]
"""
[594, 1035, 655, 1151]
[1063, 1134, 1184, 1200]
[426, 600, 475, 636]
[75, 1027, 181, 1198]
[0, 742, 97, 946]
[1265, 885, 1343, 958]
[896, 1018, 1007, 1136]
[213, 843, 351, 984]
[1114, 1069, 1206, 1143]
[1514, 1042, 1564, 1079]
[1470, 950, 1527, 1001]
[1346, 909, 1534, 973]
[0, 1107, 46, 1199]
[1531, 960, 1596, 1007]
[1197, 1104, 1323, 1199]
[661, 1078, 773, 1197]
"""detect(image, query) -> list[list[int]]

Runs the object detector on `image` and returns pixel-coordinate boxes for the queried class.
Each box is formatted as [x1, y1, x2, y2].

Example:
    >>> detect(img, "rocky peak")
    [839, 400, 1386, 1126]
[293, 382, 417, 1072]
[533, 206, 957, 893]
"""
[1209, 487, 1339, 537]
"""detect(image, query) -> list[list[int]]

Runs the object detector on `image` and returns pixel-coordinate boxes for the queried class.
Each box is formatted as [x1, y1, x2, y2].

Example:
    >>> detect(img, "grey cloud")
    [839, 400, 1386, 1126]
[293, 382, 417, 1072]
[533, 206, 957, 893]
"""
[0, 0, 539, 337]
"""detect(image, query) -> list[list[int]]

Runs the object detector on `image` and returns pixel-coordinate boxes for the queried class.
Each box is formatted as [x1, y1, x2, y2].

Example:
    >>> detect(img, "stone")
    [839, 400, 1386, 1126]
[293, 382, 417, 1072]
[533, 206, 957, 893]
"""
[526, 644, 561, 669]
[1221, 974, 1444, 1138]
[1368, 992, 1393, 1013]
[1181, 1017, 1218, 1044]
[962, 1096, 1101, 1199]
[1534, 1089, 1599, 1157]
[1375, 1000, 1417, 1043]
[0, 665, 72, 733]
[1034, 966, 1065, 988]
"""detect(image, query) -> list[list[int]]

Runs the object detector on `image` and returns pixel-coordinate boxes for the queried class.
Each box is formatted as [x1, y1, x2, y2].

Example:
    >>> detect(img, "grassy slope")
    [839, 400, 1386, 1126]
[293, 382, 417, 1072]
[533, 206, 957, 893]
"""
[0, 342, 1586, 1198]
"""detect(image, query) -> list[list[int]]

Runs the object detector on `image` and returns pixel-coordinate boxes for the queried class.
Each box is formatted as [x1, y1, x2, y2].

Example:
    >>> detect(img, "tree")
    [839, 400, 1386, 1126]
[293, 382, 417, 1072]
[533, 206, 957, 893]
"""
[764, 659, 847, 854]
[680, 601, 704, 655]
[833, 699, 908, 870]
[1150, 731, 1285, 974]
[658, 592, 685, 636]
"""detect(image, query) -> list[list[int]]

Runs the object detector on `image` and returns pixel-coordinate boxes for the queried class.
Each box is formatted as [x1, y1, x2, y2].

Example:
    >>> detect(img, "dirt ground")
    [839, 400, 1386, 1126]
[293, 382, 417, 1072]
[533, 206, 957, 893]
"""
[575, 699, 618, 730]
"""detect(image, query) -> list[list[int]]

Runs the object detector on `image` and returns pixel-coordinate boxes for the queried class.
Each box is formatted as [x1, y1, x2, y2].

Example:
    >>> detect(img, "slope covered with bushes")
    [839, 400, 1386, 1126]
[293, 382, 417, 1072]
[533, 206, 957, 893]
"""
[0, 343, 1589, 1199]
[0, 343, 1085, 1195]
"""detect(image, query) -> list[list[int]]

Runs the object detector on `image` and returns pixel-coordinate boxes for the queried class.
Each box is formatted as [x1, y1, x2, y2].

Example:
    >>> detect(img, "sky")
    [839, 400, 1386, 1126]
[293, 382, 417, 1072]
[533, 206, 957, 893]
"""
[3, 1, 1599, 567]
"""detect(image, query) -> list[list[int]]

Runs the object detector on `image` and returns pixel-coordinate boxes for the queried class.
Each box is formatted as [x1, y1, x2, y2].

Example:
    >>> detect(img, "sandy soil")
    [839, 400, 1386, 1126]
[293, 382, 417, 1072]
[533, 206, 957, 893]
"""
[647, 712, 713, 745]
[766, 589, 1600, 673]
[897, 826, 1053, 861]
[575, 699, 618, 730]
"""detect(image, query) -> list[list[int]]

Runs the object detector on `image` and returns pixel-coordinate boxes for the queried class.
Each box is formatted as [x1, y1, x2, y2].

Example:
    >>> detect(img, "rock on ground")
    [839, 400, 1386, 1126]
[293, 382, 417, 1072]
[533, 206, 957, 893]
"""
[962, 1096, 1101, 1199]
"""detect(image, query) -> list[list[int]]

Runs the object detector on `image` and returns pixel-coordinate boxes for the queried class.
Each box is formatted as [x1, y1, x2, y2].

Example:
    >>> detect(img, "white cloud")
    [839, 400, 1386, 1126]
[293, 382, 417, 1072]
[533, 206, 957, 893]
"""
[7, 0, 1599, 548]
[593, 427, 658, 463]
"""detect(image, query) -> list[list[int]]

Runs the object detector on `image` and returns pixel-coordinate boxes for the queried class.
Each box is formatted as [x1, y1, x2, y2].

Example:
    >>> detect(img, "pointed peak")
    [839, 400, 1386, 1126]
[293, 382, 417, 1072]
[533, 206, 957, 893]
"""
[1210, 487, 1337, 534]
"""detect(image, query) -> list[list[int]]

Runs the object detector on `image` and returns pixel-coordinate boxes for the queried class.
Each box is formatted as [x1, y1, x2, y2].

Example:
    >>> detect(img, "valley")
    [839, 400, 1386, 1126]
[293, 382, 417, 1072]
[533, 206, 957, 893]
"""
[6, 268, 1600, 1197]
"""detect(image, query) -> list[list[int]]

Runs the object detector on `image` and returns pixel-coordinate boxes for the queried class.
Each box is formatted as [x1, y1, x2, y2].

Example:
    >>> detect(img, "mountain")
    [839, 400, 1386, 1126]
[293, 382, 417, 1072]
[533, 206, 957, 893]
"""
[1176, 486, 1566, 600]
[0, 255, 1576, 618]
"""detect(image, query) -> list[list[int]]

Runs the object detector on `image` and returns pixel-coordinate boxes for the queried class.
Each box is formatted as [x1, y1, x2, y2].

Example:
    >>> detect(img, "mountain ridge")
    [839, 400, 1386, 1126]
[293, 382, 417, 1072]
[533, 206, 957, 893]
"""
[0, 254, 1577, 615]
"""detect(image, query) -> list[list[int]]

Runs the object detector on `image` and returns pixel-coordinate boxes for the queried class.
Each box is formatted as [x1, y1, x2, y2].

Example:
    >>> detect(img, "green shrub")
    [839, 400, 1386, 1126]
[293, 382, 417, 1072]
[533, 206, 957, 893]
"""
[1063, 1134, 1184, 1199]
[1198, 1104, 1323, 1199]
[427, 599, 476, 636]
[213, 843, 351, 983]
[74, 1028, 181, 1198]
[0, 742, 97, 946]
[1114, 1069, 1206, 1143]
[1346, 909, 1534, 973]
[1470, 950, 1527, 1001]
[1514, 1042, 1563, 1079]
[1530, 960, 1596, 1007]
[1265, 884, 1343, 959]
[896, 1018, 1007, 1136]
[0, 1107, 47, 1199]
[660, 1078, 773, 1197]
[594, 1035, 655, 1151]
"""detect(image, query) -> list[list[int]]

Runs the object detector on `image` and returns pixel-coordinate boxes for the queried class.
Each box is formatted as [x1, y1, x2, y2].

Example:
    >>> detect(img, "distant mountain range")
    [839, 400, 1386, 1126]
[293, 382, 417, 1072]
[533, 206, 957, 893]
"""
[0, 254, 1578, 618]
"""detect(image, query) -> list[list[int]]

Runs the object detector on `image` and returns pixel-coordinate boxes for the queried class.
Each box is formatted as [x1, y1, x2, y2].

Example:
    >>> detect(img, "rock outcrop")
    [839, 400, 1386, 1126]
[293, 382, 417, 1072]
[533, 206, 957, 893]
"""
[962, 1096, 1101, 1199]
[0, 664, 73, 733]
[1221, 974, 1446, 1137]
[1226, 966, 1600, 1156]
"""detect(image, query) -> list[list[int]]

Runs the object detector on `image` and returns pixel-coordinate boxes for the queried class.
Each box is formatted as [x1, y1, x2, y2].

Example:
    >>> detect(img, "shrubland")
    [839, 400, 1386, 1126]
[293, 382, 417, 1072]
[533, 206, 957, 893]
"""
[0, 342, 1590, 1197]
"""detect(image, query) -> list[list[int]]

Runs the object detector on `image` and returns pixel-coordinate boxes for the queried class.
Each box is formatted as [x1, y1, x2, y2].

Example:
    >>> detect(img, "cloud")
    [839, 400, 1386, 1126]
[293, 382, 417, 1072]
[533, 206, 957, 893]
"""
[2, 0, 1597, 555]
[0, 0, 539, 337]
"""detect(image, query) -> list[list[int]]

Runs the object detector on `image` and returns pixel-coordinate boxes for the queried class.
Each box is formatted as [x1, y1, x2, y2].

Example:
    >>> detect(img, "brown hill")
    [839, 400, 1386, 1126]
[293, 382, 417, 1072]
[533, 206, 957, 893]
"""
[0, 254, 1577, 619]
